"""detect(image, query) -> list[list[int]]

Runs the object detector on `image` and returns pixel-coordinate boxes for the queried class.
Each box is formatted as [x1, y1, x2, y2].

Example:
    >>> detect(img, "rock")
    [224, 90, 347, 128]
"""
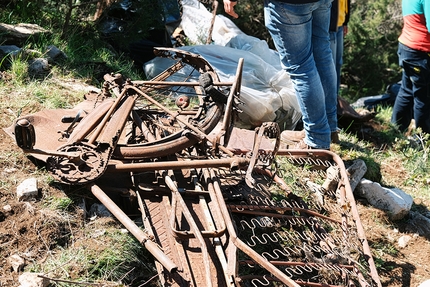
[356, 179, 413, 220]
[45, 45, 67, 63]
[8, 254, 25, 272]
[408, 211, 430, 237]
[397, 235, 412, 248]
[16, 177, 38, 201]
[0, 45, 21, 57]
[18, 272, 49, 287]
[28, 58, 50, 78]
[0, 45, 21, 69]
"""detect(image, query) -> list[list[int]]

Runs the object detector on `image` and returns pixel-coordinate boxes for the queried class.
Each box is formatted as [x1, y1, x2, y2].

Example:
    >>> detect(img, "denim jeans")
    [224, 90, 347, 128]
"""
[330, 25, 344, 95]
[391, 42, 430, 133]
[264, 0, 337, 149]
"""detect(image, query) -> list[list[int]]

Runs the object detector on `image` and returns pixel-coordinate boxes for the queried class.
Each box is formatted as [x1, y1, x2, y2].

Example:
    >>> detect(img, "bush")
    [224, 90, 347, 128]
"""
[342, 0, 403, 100]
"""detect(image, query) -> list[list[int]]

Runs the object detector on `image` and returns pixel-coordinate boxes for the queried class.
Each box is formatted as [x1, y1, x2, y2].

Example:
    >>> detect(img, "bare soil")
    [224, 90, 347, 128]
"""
[1, 91, 429, 287]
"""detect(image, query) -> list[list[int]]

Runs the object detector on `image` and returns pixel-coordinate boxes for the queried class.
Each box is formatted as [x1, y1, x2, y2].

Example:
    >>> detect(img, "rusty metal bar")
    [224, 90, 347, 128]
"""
[98, 95, 136, 144]
[67, 99, 114, 143]
[206, 0, 218, 45]
[88, 183, 178, 274]
[218, 58, 243, 148]
[227, 205, 344, 225]
[88, 89, 129, 144]
[132, 80, 234, 87]
[106, 156, 250, 172]
[329, 153, 382, 287]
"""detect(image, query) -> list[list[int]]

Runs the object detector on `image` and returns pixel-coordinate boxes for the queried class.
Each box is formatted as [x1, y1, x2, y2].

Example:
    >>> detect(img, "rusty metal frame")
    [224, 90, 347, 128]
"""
[5, 47, 382, 287]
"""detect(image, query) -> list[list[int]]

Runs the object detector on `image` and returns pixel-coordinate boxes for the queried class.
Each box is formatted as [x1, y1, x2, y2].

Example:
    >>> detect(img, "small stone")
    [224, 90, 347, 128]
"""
[8, 254, 25, 272]
[398, 235, 412, 248]
[18, 272, 50, 287]
[16, 178, 38, 201]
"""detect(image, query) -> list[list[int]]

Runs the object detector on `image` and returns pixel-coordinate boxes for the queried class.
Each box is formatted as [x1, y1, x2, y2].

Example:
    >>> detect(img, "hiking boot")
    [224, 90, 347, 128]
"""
[331, 131, 340, 144]
[293, 139, 313, 149]
[282, 129, 339, 145]
[280, 129, 305, 142]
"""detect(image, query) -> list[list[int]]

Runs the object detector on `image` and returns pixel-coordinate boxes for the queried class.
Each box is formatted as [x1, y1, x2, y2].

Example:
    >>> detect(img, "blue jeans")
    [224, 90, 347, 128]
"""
[391, 42, 430, 133]
[330, 25, 344, 95]
[264, 0, 337, 149]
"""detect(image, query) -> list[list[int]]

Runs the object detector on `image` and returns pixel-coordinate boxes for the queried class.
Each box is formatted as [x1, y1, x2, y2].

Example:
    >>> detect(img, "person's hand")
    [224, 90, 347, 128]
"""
[224, 0, 239, 18]
[343, 25, 348, 37]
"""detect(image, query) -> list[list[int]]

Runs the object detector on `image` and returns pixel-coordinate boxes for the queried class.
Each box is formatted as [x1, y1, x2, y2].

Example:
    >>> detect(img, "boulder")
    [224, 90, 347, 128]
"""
[356, 179, 413, 220]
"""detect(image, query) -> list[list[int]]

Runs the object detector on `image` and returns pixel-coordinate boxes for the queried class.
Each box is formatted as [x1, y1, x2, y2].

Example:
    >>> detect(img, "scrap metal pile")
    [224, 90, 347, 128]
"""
[5, 48, 382, 287]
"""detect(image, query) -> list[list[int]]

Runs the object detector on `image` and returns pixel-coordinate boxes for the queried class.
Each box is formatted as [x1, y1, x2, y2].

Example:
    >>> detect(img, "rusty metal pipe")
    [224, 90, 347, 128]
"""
[329, 153, 382, 287]
[88, 89, 129, 144]
[132, 80, 234, 87]
[106, 156, 249, 172]
[89, 183, 178, 273]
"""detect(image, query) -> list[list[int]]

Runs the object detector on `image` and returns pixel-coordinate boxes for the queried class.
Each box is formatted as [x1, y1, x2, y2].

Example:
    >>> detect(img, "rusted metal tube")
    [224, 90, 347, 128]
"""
[88, 89, 128, 144]
[132, 80, 234, 87]
[89, 183, 178, 274]
[106, 156, 250, 172]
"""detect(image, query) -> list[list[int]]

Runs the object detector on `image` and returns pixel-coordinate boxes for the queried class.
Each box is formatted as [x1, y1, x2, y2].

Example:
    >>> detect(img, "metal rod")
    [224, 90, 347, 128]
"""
[106, 157, 249, 172]
[89, 183, 178, 273]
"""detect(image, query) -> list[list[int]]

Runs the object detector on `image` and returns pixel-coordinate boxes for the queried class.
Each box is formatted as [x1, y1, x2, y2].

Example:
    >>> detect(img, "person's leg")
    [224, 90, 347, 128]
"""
[409, 54, 430, 133]
[391, 43, 422, 132]
[264, 0, 331, 149]
[335, 26, 344, 93]
[312, 0, 338, 136]
[330, 26, 344, 94]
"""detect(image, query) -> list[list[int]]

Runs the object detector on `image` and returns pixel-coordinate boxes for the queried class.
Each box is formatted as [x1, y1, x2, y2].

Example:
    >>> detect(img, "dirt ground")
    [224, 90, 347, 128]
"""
[1, 108, 430, 287]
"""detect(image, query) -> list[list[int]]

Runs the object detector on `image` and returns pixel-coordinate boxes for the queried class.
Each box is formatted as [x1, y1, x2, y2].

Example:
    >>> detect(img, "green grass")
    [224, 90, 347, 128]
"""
[27, 225, 155, 286]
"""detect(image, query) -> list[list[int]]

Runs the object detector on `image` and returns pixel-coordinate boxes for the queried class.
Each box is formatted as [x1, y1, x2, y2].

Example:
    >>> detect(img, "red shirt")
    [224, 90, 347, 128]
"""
[398, 0, 430, 52]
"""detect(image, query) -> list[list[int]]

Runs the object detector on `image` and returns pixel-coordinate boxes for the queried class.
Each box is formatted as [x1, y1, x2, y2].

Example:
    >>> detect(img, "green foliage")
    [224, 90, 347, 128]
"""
[342, 0, 403, 101]
[44, 196, 74, 211]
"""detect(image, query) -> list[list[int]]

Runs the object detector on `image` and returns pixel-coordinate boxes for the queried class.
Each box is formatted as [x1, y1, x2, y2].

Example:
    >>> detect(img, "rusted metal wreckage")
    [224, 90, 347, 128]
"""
[5, 48, 382, 287]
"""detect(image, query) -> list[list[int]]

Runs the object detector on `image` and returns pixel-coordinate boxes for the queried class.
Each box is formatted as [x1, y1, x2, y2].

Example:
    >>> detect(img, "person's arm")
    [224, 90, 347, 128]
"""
[224, 0, 239, 18]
